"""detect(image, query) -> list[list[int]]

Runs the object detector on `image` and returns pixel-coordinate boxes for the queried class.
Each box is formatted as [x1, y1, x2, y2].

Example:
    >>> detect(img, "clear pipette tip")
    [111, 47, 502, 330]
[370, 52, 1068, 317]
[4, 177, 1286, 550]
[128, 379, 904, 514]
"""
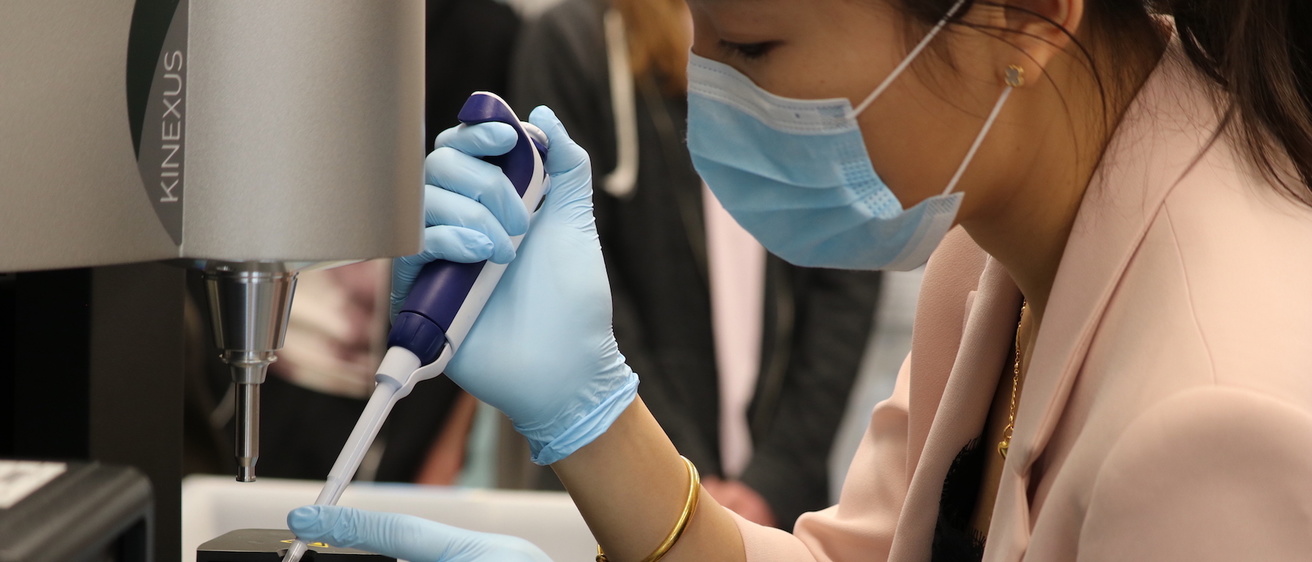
[279, 392, 391, 562]
[282, 539, 309, 562]
[282, 464, 356, 562]
[281, 346, 432, 562]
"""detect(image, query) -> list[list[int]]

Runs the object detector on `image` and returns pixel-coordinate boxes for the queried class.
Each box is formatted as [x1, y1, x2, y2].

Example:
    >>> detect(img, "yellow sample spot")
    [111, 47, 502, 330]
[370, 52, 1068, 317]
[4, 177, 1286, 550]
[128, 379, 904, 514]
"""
[279, 539, 332, 548]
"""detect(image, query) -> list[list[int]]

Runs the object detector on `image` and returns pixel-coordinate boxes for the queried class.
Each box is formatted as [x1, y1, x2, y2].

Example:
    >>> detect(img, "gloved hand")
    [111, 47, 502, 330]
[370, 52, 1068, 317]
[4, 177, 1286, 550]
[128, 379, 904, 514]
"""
[287, 505, 551, 562]
[390, 122, 530, 312]
[391, 106, 638, 465]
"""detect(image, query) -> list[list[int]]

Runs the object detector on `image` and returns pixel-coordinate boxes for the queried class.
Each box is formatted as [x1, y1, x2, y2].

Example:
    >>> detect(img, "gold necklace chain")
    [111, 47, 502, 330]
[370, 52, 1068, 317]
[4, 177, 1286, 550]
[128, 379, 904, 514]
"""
[998, 301, 1027, 459]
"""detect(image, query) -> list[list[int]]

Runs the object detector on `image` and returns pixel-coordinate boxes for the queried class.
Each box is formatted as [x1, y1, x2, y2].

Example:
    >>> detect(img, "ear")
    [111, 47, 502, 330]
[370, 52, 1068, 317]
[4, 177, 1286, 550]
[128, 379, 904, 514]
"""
[983, 0, 1085, 84]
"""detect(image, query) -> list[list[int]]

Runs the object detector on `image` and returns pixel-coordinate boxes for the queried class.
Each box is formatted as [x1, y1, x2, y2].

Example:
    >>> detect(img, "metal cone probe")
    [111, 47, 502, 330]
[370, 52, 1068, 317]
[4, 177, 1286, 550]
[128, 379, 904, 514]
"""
[199, 261, 299, 482]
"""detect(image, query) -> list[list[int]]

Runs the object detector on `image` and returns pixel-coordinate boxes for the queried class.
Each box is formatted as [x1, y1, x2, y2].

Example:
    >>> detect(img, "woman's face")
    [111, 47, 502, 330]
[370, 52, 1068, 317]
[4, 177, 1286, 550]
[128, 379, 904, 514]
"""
[686, 0, 1014, 217]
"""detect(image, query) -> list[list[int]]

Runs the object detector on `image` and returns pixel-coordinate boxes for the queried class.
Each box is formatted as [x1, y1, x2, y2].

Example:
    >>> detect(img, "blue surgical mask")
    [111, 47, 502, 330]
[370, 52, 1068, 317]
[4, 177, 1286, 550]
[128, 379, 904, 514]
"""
[686, 1, 1013, 271]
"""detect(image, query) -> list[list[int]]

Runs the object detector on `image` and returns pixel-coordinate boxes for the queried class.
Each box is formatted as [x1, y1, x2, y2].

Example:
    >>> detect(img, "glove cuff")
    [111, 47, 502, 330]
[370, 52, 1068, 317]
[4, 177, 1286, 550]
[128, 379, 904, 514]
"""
[523, 371, 640, 465]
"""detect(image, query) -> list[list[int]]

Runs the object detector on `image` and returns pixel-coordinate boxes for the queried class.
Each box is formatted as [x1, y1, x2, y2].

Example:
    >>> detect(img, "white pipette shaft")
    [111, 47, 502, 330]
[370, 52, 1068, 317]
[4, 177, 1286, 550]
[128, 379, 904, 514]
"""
[283, 348, 451, 562]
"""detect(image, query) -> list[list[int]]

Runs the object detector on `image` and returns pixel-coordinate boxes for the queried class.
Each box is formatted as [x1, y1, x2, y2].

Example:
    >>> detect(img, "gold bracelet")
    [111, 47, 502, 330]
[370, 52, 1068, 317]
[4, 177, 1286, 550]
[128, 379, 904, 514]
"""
[596, 455, 701, 562]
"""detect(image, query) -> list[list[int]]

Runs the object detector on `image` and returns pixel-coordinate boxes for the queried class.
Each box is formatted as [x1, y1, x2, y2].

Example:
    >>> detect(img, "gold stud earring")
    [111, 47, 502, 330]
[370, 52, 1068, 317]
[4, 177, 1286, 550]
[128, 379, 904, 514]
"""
[1005, 65, 1025, 88]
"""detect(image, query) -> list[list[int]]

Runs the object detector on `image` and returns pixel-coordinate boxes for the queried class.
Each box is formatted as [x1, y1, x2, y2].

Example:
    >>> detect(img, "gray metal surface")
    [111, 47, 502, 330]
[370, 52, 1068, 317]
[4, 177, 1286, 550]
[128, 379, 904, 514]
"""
[0, 1, 177, 270]
[184, 0, 425, 261]
[0, 1, 425, 270]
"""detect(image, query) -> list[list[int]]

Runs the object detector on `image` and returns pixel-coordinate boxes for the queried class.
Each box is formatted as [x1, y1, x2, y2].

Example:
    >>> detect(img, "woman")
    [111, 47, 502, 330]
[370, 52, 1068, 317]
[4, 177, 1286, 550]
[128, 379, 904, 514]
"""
[288, 0, 1312, 559]
[500, 0, 882, 530]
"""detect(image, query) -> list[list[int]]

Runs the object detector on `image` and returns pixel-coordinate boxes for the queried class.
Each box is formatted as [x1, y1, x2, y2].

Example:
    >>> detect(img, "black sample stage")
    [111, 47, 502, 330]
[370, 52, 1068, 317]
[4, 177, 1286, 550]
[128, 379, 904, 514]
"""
[196, 529, 394, 562]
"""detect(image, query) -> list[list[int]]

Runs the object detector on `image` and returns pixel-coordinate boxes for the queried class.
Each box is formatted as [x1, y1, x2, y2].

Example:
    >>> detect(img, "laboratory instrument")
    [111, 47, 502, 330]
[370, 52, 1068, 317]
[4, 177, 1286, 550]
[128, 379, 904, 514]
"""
[197, 529, 392, 562]
[1, 1, 423, 557]
[0, 461, 151, 562]
[282, 92, 549, 562]
[1, 0, 423, 484]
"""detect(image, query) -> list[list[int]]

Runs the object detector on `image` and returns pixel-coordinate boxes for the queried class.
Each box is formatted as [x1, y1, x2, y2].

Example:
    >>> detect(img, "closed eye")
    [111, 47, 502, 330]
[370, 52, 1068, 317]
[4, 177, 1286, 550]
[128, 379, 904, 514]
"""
[718, 40, 779, 61]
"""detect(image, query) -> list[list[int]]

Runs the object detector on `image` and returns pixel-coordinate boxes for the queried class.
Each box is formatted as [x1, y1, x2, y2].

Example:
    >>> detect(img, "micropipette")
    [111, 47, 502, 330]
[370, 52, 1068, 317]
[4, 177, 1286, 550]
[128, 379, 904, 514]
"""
[282, 91, 549, 562]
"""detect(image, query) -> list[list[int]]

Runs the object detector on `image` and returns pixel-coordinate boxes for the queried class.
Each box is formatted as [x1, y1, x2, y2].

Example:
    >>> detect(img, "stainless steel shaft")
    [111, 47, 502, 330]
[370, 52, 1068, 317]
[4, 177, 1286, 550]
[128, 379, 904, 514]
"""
[200, 261, 299, 482]
[235, 382, 260, 482]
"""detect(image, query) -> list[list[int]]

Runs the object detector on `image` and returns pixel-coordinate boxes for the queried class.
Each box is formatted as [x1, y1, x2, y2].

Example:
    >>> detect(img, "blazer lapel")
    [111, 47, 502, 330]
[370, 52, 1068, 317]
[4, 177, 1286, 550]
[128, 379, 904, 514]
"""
[986, 48, 1226, 560]
[891, 258, 1022, 558]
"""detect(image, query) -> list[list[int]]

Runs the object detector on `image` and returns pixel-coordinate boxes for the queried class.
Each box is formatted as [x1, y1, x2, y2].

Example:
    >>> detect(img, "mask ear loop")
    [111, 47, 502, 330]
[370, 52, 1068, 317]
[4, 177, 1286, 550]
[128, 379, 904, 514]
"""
[941, 81, 1015, 196]
[849, 0, 969, 117]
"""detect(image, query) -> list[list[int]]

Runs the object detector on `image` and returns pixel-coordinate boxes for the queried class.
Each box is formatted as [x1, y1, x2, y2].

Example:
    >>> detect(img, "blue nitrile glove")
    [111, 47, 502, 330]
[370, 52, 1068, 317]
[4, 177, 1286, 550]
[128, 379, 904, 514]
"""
[287, 505, 551, 562]
[391, 106, 638, 465]
[390, 122, 531, 315]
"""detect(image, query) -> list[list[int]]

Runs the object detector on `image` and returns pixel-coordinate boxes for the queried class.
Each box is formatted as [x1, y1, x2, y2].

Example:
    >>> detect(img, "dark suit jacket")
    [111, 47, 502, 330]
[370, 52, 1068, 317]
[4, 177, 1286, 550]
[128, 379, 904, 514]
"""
[509, 0, 881, 528]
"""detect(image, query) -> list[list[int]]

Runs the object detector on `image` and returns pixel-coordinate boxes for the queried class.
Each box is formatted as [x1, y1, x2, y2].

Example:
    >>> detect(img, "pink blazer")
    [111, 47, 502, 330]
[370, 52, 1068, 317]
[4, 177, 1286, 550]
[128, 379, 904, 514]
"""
[732, 46, 1312, 560]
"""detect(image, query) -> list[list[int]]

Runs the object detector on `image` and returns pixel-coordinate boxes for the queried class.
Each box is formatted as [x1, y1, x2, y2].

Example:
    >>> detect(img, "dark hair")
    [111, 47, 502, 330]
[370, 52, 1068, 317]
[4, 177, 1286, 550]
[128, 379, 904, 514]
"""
[899, 0, 1312, 204]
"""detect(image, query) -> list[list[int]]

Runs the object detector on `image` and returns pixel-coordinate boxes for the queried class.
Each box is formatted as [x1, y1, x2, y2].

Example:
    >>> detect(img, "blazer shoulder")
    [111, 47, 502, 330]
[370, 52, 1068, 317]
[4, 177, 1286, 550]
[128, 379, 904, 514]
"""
[1080, 387, 1312, 560]
[1147, 159, 1312, 393]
